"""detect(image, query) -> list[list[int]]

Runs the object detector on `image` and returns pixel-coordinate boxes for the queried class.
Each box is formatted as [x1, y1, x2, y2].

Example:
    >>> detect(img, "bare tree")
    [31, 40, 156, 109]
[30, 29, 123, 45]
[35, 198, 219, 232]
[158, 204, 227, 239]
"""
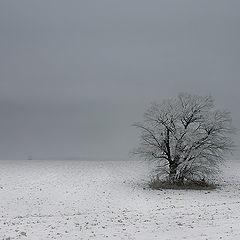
[133, 93, 235, 185]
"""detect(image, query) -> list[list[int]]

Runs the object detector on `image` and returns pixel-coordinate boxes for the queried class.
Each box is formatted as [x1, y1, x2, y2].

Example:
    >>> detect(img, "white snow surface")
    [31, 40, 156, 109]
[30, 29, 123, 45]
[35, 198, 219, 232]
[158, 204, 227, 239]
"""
[0, 159, 240, 240]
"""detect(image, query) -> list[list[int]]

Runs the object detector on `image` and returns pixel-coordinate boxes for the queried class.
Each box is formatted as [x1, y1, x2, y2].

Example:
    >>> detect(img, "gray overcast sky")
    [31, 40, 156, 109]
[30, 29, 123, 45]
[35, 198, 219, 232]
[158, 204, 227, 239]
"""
[0, 0, 240, 160]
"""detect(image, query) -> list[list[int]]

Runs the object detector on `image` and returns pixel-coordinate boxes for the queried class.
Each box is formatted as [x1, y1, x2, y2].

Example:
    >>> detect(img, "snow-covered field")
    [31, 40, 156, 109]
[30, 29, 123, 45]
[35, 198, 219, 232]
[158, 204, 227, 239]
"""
[0, 160, 240, 240]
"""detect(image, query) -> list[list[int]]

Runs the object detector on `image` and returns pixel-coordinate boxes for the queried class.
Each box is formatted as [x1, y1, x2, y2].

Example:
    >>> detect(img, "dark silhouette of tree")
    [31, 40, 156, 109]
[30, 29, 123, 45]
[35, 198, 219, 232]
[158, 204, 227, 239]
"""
[133, 93, 235, 185]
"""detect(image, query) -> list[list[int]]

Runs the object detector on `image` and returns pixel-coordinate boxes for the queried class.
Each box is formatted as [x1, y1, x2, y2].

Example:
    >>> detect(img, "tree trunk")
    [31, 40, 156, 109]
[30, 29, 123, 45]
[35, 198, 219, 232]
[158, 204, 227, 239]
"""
[169, 161, 183, 185]
[169, 161, 177, 183]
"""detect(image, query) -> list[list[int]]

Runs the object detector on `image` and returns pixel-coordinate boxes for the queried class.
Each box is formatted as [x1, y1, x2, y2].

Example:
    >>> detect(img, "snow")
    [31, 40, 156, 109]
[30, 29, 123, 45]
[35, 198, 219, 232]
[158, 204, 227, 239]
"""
[1, 159, 240, 240]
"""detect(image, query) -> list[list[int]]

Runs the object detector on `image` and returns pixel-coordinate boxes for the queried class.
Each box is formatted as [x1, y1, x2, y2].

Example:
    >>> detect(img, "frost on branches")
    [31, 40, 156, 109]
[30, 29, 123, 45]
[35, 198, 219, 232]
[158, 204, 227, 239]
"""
[133, 93, 235, 185]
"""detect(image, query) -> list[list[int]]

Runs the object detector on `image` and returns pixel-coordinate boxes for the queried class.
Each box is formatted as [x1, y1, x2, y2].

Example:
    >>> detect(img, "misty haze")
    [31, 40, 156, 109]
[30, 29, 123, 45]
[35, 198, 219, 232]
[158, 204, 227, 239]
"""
[0, 1, 240, 239]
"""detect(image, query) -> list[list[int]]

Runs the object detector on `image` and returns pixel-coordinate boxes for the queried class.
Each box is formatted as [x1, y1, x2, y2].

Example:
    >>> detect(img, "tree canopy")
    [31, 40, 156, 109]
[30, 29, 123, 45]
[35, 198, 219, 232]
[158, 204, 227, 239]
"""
[133, 93, 235, 185]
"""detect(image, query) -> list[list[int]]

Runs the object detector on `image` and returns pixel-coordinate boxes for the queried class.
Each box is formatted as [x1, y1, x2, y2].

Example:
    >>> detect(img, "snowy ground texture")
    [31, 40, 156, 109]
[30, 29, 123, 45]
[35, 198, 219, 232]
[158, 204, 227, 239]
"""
[1, 160, 240, 240]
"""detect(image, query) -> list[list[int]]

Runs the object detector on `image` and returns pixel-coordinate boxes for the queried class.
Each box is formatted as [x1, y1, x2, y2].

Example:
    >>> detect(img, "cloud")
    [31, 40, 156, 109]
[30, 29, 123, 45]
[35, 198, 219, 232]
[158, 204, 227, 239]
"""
[0, 0, 239, 159]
